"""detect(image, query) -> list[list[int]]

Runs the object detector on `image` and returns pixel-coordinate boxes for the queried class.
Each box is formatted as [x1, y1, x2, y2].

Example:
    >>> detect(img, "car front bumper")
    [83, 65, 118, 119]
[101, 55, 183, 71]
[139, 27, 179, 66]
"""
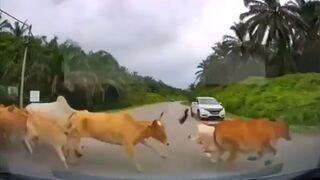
[199, 109, 225, 119]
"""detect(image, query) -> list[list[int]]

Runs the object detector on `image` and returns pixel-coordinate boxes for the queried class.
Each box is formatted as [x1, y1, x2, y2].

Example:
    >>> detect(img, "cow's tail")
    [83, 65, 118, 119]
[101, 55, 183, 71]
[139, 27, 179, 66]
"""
[179, 108, 189, 124]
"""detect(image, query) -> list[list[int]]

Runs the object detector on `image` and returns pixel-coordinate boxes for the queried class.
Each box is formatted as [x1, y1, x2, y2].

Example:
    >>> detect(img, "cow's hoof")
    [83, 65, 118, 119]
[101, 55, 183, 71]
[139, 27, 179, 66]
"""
[247, 156, 259, 161]
[75, 150, 82, 158]
[136, 165, 142, 173]
[265, 160, 273, 166]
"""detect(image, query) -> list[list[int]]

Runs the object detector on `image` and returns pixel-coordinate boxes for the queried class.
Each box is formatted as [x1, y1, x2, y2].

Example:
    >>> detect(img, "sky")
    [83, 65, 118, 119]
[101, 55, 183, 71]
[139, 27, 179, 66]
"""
[1, 0, 249, 89]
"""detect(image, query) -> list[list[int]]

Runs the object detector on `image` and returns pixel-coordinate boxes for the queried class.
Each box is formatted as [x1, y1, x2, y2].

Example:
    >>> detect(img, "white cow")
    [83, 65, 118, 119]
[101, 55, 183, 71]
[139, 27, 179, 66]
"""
[25, 96, 78, 127]
[188, 123, 217, 156]
[24, 96, 86, 163]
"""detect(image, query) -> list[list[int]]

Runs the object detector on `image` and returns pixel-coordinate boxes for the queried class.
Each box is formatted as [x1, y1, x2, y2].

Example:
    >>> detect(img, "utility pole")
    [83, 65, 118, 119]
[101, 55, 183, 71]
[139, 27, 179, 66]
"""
[0, 9, 33, 108]
[19, 24, 32, 108]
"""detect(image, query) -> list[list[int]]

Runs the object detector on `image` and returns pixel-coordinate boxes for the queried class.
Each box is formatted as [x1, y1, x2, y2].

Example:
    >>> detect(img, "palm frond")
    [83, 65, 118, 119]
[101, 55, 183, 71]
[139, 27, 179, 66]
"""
[244, 0, 267, 7]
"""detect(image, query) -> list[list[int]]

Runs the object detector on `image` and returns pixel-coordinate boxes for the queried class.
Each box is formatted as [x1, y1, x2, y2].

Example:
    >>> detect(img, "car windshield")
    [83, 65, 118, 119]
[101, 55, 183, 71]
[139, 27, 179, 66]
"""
[199, 99, 219, 105]
[1, 0, 320, 180]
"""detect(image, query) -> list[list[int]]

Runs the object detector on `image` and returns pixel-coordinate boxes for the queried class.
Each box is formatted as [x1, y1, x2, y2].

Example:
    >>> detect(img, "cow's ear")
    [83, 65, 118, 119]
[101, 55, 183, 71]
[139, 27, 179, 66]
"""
[152, 119, 162, 127]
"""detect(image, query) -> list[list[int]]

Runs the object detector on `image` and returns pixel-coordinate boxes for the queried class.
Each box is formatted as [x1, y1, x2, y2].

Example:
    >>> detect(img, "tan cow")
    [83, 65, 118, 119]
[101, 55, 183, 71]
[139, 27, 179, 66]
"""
[67, 111, 169, 172]
[24, 112, 81, 169]
[0, 105, 29, 147]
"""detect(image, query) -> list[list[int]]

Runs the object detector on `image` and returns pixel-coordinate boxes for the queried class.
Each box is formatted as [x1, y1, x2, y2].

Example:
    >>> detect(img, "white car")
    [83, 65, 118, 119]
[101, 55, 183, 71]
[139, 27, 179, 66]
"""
[190, 97, 225, 120]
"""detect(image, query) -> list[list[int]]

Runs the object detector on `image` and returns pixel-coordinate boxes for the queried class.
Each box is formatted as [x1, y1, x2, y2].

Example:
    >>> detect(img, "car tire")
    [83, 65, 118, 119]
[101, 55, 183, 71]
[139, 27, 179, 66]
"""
[190, 108, 194, 117]
[197, 110, 202, 120]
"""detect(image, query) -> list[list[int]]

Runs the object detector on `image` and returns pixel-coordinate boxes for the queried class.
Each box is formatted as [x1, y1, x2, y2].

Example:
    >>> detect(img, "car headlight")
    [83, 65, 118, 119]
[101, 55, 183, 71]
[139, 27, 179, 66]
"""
[220, 108, 225, 115]
[199, 108, 207, 113]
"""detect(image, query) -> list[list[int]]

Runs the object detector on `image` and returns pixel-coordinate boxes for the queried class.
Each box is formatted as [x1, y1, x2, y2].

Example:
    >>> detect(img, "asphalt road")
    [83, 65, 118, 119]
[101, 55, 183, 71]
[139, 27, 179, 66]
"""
[1, 102, 320, 179]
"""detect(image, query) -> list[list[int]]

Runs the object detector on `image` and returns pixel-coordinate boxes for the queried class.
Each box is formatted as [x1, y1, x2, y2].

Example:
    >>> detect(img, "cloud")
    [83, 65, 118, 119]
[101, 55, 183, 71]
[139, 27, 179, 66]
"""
[2, 0, 246, 88]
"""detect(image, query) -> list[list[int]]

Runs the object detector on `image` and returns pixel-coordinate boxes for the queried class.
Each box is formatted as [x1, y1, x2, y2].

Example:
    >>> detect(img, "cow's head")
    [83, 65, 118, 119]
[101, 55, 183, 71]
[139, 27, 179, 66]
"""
[65, 128, 83, 158]
[274, 121, 291, 141]
[149, 112, 169, 146]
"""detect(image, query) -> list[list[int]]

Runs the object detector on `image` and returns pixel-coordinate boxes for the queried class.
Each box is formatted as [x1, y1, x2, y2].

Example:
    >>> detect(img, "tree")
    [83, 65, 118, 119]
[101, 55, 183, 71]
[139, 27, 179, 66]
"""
[0, 16, 11, 31]
[240, 0, 308, 77]
[285, 0, 320, 73]
[9, 21, 28, 37]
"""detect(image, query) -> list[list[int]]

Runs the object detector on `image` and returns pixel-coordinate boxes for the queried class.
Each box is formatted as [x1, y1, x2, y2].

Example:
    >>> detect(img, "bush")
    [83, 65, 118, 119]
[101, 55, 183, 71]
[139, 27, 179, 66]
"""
[143, 93, 166, 104]
[195, 73, 320, 126]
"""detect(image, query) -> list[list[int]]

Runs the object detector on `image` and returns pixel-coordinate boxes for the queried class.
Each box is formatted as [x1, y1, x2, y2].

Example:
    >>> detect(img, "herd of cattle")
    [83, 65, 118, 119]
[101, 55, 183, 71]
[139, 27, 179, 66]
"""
[0, 96, 291, 172]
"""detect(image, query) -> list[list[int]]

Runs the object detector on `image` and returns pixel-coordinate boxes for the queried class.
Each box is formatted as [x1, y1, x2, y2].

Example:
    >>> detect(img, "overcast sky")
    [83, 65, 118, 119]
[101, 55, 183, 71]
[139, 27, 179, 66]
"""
[1, 0, 250, 89]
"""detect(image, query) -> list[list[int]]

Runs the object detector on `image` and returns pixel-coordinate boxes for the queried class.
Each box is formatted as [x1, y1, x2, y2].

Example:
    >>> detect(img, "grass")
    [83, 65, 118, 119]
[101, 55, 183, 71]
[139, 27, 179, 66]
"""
[180, 101, 191, 106]
[289, 125, 320, 134]
[105, 100, 171, 113]
[191, 73, 320, 127]
[188, 73, 320, 134]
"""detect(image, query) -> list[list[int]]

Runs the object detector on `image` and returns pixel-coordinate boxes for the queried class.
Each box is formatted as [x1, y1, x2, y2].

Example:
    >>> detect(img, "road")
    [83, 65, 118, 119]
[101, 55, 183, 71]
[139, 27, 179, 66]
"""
[1, 102, 320, 179]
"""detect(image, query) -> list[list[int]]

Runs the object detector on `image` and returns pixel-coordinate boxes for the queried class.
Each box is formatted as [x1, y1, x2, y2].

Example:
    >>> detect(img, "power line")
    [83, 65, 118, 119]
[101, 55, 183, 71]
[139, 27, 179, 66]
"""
[0, 8, 31, 28]
[0, 8, 34, 37]
[0, 7, 34, 108]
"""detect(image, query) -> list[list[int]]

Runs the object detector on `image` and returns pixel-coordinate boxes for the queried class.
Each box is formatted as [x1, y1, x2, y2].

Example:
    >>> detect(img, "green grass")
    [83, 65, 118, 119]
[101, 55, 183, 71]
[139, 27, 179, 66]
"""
[191, 73, 320, 127]
[180, 101, 191, 106]
[290, 125, 320, 134]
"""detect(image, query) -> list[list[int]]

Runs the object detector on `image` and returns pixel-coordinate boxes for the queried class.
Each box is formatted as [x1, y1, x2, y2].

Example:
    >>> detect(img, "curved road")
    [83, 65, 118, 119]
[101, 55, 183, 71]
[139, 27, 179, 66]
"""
[1, 102, 320, 179]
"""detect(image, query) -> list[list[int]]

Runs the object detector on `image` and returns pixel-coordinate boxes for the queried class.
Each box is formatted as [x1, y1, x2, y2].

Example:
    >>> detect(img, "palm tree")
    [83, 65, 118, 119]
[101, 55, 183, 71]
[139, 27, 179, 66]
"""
[240, 0, 308, 77]
[0, 16, 11, 31]
[286, 0, 320, 72]
[8, 21, 28, 37]
[287, 0, 320, 39]
[195, 59, 208, 81]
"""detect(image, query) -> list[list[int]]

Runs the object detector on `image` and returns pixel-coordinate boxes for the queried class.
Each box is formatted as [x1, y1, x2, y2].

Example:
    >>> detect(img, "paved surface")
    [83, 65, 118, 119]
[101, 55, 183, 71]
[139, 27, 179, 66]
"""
[1, 102, 320, 179]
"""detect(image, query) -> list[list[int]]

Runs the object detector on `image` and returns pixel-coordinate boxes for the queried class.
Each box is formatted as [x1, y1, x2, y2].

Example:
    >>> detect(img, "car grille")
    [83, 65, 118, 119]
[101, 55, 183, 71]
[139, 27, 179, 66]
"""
[204, 108, 222, 115]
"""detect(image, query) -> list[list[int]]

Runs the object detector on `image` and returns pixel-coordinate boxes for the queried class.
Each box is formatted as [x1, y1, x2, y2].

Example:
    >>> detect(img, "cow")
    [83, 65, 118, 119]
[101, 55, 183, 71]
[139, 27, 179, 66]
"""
[179, 108, 291, 165]
[0, 105, 29, 147]
[67, 110, 169, 172]
[23, 112, 82, 169]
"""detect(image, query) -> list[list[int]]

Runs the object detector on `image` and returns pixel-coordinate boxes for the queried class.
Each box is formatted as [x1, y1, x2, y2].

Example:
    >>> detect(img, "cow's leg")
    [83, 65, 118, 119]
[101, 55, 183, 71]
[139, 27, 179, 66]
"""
[247, 145, 263, 161]
[265, 142, 277, 156]
[123, 141, 141, 172]
[210, 144, 225, 163]
[23, 133, 33, 155]
[141, 140, 166, 159]
[62, 145, 70, 161]
[263, 141, 277, 166]
[55, 145, 68, 169]
[226, 140, 239, 162]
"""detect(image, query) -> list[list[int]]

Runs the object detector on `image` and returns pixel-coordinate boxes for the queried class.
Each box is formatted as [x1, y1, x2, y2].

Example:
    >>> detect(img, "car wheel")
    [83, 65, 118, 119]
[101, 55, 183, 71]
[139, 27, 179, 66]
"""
[197, 110, 202, 120]
[190, 108, 194, 117]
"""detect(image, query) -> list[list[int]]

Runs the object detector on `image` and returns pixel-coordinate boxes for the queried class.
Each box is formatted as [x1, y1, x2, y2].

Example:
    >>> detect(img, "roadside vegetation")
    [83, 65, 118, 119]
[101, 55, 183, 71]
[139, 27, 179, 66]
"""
[0, 16, 185, 111]
[187, 0, 320, 132]
[190, 73, 320, 126]
[2, 0, 320, 133]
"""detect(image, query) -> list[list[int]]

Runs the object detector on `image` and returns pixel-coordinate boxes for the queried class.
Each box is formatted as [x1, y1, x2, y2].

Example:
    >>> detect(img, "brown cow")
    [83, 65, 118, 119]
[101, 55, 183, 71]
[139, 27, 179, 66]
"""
[206, 119, 290, 165]
[179, 108, 291, 165]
